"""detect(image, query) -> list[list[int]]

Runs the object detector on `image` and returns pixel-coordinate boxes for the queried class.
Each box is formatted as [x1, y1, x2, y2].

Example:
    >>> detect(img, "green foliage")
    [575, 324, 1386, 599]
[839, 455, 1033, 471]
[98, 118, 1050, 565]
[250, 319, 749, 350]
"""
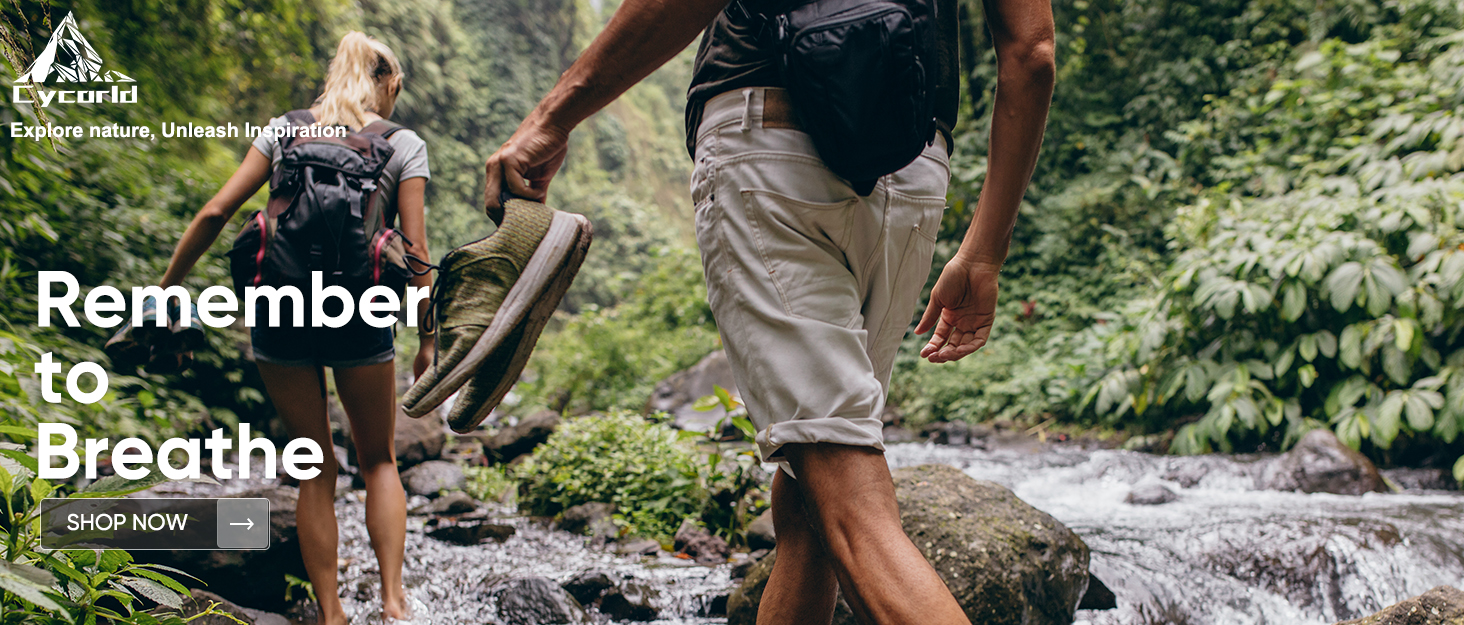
[462, 464, 515, 503]
[514, 411, 765, 544]
[1082, 16, 1464, 469]
[0, 424, 242, 625]
[895, 0, 1464, 476]
[514, 412, 706, 542]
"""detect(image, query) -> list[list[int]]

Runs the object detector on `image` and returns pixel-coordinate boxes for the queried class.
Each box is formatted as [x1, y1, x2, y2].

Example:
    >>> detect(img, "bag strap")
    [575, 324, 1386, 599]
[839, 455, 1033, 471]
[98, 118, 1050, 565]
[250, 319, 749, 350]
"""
[360, 119, 405, 139]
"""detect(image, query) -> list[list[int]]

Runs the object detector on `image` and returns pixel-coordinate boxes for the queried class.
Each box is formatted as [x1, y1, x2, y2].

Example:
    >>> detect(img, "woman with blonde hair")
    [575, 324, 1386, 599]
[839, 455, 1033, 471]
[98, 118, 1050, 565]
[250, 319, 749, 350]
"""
[157, 31, 431, 624]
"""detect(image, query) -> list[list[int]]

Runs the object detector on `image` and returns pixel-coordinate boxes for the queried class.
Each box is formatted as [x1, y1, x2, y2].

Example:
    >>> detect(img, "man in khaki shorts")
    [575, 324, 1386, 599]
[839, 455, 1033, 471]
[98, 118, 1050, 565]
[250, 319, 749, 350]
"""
[484, 0, 1054, 622]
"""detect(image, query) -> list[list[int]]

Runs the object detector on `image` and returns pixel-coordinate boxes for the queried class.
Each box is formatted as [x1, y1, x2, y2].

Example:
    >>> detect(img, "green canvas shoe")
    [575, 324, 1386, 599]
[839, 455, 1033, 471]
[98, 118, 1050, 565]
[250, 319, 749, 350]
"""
[403, 198, 592, 424]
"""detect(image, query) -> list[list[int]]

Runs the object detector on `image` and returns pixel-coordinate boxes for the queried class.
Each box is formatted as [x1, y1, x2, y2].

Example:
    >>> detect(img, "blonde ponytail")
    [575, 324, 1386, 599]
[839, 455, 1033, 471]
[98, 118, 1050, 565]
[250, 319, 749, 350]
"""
[314, 32, 402, 129]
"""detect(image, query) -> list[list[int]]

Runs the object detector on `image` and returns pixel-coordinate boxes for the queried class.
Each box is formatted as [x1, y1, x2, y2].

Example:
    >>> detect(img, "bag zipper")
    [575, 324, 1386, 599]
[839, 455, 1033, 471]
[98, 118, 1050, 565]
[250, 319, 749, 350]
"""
[790, 2, 909, 46]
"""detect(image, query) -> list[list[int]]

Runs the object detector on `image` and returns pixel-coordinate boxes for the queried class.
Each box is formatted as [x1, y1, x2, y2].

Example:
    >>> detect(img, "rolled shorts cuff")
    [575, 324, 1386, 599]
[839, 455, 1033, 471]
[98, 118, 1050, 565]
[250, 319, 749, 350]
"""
[755, 416, 886, 465]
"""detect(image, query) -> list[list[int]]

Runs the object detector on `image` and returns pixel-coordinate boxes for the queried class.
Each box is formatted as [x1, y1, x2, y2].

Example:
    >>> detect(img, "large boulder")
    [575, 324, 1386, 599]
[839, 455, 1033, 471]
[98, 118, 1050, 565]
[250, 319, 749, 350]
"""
[1334, 586, 1464, 625]
[486, 410, 561, 463]
[400, 460, 466, 497]
[484, 577, 589, 625]
[133, 487, 306, 612]
[1259, 429, 1387, 495]
[745, 510, 776, 551]
[645, 351, 739, 432]
[727, 464, 1090, 625]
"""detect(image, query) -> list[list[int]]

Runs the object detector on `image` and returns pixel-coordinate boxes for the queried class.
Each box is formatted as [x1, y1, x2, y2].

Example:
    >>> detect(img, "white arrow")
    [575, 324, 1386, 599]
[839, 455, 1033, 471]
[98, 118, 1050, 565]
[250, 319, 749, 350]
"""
[229, 519, 255, 531]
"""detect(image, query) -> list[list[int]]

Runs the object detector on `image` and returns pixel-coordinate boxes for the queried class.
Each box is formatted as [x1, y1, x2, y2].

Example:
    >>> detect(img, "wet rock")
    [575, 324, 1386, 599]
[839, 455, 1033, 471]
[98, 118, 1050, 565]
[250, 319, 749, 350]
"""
[646, 350, 739, 432]
[562, 570, 618, 605]
[133, 487, 306, 612]
[727, 464, 1090, 625]
[674, 520, 731, 565]
[486, 410, 560, 463]
[1259, 429, 1387, 495]
[726, 552, 775, 625]
[394, 409, 447, 469]
[616, 538, 662, 556]
[1125, 483, 1179, 505]
[1334, 585, 1464, 624]
[746, 510, 776, 551]
[426, 521, 515, 545]
[409, 490, 478, 516]
[169, 589, 289, 625]
[598, 581, 659, 621]
[486, 577, 589, 625]
[1382, 467, 1458, 491]
[1078, 574, 1118, 610]
[400, 460, 465, 497]
[703, 593, 730, 617]
[557, 502, 617, 541]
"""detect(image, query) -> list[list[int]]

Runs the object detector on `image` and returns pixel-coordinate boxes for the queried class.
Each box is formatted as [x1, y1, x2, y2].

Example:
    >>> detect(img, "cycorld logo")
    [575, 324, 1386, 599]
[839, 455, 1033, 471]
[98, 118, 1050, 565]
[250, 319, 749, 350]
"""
[12, 12, 137, 107]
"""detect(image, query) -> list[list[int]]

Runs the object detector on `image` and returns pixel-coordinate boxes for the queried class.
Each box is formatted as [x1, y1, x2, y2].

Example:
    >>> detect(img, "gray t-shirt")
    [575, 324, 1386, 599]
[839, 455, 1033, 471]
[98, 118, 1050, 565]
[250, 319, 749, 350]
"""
[251, 113, 430, 224]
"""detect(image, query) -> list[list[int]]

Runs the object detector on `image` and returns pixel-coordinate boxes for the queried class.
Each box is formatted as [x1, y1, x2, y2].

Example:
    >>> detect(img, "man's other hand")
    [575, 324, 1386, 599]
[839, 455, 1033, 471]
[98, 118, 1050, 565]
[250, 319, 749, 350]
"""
[916, 259, 1001, 363]
[483, 115, 571, 219]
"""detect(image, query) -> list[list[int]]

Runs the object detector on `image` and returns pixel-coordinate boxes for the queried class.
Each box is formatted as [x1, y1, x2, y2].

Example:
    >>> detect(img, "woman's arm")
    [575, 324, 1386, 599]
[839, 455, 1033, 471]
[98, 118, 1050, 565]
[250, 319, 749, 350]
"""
[395, 177, 434, 377]
[159, 147, 274, 288]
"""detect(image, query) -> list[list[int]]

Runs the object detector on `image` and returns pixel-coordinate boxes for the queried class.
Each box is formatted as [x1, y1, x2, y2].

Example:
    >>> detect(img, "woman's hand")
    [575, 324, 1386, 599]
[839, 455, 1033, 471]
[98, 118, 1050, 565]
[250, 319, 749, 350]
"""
[413, 336, 435, 380]
[915, 258, 1001, 363]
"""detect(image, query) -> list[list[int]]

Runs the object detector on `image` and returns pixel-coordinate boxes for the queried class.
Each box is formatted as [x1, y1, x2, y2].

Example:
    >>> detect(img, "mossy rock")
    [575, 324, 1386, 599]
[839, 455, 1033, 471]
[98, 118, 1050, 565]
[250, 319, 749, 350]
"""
[1335, 586, 1464, 625]
[726, 464, 1090, 625]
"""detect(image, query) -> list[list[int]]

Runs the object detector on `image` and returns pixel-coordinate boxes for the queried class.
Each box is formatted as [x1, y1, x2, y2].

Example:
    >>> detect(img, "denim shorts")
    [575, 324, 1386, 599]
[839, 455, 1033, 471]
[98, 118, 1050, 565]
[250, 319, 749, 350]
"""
[691, 87, 951, 463]
[249, 297, 395, 369]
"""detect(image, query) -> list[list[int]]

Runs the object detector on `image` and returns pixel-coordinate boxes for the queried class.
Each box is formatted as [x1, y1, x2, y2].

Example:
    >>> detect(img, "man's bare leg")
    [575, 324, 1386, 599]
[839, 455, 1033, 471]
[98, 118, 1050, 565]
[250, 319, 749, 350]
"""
[782, 443, 971, 625]
[757, 468, 839, 625]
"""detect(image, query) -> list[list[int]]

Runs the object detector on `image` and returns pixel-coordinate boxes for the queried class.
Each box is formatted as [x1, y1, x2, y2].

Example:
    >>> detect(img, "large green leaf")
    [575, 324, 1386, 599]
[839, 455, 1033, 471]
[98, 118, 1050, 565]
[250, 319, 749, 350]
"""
[1326, 262, 1364, 312]
[0, 560, 69, 619]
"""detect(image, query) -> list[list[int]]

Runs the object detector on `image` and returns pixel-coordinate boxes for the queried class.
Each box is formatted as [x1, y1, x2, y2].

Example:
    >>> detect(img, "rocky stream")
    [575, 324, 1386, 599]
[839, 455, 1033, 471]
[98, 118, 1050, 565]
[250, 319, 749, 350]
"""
[282, 435, 1462, 625]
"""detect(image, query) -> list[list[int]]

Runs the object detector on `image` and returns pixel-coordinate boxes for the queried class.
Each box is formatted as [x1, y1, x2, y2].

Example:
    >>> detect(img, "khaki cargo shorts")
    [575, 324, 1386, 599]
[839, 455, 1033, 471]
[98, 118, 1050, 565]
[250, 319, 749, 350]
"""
[690, 87, 951, 464]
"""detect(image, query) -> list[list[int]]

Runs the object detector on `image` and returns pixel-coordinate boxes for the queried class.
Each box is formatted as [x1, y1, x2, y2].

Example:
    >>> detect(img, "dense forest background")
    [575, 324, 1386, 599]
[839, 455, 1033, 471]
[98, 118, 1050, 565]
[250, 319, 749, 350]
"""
[1, 0, 1462, 480]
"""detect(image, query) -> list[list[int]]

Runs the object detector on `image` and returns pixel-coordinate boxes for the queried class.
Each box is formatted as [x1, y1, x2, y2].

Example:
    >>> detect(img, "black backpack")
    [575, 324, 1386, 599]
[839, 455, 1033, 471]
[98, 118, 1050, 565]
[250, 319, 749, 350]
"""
[229, 110, 423, 298]
[733, 0, 937, 194]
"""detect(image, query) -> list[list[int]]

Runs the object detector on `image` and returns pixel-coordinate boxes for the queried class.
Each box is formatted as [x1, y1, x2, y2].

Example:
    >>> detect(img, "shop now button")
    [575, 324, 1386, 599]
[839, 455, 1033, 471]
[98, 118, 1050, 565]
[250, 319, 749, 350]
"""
[41, 498, 270, 550]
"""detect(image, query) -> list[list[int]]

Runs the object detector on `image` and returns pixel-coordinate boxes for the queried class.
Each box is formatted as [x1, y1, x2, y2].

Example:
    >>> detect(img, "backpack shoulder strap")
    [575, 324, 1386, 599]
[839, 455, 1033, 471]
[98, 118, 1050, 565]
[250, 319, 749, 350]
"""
[360, 119, 405, 140]
[278, 109, 316, 151]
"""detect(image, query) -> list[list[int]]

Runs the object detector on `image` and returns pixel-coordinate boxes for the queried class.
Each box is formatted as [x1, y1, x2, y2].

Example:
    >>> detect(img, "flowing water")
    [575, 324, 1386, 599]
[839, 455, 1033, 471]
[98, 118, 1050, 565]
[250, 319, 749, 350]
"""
[333, 441, 1464, 625]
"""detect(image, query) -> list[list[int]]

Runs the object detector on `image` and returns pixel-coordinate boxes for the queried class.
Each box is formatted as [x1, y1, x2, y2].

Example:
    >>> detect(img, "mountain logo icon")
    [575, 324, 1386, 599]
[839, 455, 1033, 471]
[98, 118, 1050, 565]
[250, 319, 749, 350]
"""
[16, 12, 133, 84]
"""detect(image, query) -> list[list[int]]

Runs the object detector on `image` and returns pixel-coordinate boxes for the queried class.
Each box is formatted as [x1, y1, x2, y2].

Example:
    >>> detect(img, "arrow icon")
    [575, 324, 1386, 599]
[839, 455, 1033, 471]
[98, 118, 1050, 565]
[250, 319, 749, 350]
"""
[229, 519, 255, 531]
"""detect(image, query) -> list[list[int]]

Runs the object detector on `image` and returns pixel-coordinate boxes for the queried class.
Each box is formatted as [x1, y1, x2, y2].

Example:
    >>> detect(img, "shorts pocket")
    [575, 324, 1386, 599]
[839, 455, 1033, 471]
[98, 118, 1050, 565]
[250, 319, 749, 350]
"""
[741, 189, 862, 325]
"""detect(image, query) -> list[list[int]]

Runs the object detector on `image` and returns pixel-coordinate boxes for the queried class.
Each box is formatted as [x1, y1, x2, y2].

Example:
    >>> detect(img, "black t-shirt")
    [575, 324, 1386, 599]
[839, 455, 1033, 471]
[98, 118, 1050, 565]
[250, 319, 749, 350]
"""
[685, 0, 960, 157]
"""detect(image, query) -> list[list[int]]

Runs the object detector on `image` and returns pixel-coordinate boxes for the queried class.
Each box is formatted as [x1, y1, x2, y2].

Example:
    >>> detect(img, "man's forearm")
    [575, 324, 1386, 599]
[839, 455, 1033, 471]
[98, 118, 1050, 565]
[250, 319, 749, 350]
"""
[533, 0, 731, 133]
[956, 25, 1056, 268]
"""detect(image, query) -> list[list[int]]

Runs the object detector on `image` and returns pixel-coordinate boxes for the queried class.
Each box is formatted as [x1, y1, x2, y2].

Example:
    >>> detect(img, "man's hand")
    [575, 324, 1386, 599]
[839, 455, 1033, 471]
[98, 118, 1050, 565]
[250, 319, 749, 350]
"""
[480, 0, 730, 217]
[483, 116, 571, 218]
[916, 259, 1001, 363]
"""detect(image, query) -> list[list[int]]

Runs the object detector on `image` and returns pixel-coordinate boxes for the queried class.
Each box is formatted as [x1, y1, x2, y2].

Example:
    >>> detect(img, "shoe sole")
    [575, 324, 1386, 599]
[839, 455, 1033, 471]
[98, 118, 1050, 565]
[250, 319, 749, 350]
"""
[404, 210, 593, 420]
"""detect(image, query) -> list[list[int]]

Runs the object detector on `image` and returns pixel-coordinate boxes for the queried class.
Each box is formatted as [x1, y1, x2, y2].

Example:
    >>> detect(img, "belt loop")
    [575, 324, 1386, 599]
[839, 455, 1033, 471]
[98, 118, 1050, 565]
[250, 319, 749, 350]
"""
[740, 88, 754, 132]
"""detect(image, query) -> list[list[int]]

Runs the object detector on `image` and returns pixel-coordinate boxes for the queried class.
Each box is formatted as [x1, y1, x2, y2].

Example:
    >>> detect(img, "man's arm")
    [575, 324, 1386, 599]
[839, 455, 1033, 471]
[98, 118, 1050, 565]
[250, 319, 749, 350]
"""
[483, 0, 731, 213]
[916, 0, 1055, 363]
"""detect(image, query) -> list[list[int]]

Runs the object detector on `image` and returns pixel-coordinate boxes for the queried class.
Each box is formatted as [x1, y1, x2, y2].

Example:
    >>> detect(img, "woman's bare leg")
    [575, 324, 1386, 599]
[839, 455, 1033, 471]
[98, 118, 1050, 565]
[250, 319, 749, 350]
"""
[333, 361, 409, 620]
[257, 362, 346, 625]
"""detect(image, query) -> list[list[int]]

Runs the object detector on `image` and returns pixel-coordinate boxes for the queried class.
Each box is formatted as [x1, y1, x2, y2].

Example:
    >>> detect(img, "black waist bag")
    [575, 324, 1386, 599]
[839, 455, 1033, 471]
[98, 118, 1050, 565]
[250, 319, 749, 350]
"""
[769, 0, 937, 194]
